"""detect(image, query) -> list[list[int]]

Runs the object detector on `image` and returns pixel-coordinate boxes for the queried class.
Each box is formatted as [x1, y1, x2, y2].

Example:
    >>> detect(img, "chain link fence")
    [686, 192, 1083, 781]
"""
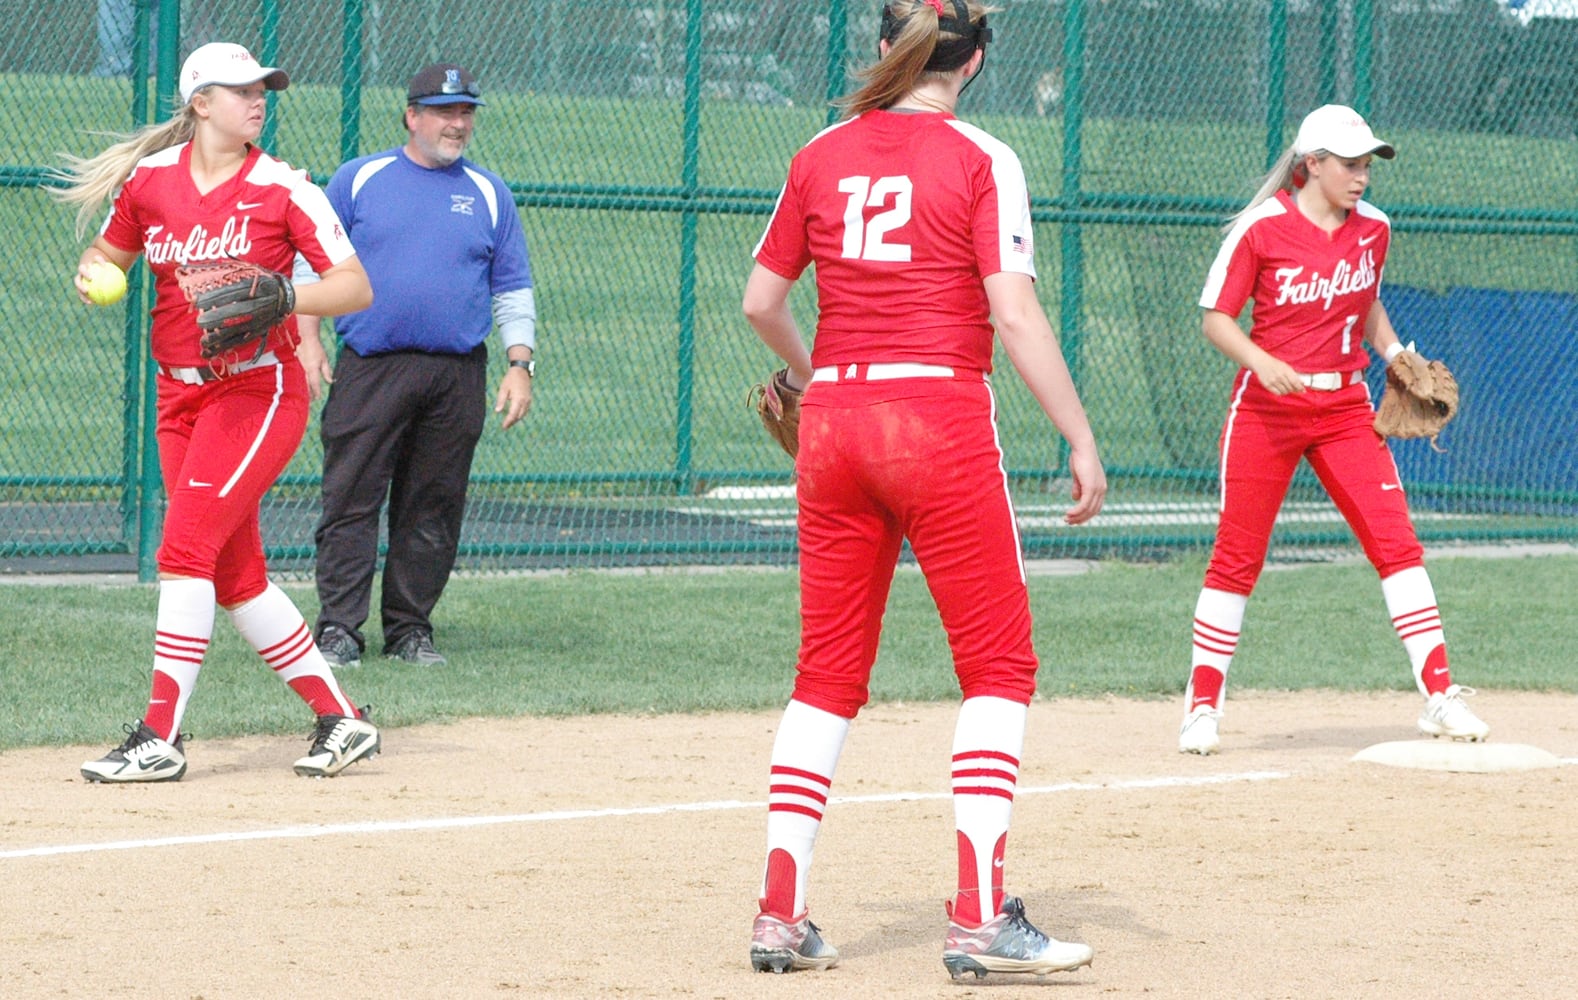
[3, 0, 1575, 578]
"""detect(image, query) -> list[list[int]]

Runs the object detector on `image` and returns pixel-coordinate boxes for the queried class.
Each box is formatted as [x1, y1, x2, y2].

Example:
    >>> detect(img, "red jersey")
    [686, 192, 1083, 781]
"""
[1199, 188, 1390, 373]
[101, 142, 356, 367]
[753, 109, 1036, 372]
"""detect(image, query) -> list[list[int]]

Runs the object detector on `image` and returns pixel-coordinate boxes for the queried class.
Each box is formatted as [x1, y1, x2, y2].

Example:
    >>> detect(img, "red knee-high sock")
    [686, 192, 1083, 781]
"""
[1185, 588, 1247, 713]
[1381, 567, 1453, 696]
[949, 697, 1025, 927]
[226, 583, 360, 717]
[145, 578, 216, 741]
[760, 699, 849, 920]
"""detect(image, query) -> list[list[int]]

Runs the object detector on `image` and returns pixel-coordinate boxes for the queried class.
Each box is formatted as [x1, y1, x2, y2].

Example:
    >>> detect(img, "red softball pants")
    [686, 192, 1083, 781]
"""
[790, 375, 1039, 719]
[154, 357, 308, 606]
[1206, 370, 1424, 595]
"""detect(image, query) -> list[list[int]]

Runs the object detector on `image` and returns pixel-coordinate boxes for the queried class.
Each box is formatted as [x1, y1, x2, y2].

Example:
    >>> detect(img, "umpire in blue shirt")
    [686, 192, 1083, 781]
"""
[306, 63, 536, 668]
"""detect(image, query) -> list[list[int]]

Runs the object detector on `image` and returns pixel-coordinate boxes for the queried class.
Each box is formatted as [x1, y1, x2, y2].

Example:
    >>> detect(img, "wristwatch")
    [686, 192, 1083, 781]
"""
[509, 358, 536, 377]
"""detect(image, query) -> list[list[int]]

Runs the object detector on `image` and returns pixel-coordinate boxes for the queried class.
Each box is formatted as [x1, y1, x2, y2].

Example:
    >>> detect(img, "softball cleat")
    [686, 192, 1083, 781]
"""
[81, 721, 187, 783]
[1418, 685, 1489, 742]
[1178, 707, 1222, 755]
[943, 896, 1093, 979]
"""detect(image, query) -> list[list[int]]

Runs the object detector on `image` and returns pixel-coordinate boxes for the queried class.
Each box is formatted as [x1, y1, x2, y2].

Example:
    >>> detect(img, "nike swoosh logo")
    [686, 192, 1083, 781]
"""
[236, 201, 264, 210]
[1381, 483, 1401, 491]
[1432, 667, 1449, 676]
[188, 479, 213, 488]
[1358, 234, 1379, 247]
[992, 858, 1005, 869]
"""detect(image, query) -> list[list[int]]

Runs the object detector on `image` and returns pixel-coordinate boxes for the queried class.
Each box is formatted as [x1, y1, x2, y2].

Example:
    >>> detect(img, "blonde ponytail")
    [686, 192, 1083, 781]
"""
[1224, 145, 1308, 234]
[50, 108, 198, 238]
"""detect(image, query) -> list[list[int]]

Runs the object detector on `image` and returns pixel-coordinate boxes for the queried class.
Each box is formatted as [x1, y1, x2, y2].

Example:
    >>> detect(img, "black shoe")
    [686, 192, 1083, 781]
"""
[317, 624, 362, 669]
[384, 630, 446, 666]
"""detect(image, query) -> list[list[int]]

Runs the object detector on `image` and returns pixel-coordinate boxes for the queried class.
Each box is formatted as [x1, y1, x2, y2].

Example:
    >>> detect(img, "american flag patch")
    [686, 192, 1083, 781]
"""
[1012, 234, 1033, 254]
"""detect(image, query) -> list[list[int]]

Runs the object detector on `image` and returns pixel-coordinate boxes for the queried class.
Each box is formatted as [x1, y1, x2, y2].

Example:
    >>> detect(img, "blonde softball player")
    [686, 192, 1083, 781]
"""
[1177, 105, 1490, 755]
[56, 43, 381, 781]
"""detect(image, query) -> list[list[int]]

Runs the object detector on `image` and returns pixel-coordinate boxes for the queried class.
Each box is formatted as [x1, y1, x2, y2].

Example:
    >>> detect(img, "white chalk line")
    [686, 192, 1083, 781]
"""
[0, 769, 1287, 861]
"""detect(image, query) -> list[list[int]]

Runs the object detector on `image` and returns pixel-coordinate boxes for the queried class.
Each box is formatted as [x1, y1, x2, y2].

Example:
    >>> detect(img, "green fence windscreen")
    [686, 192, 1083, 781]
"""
[3, 0, 1575, 579]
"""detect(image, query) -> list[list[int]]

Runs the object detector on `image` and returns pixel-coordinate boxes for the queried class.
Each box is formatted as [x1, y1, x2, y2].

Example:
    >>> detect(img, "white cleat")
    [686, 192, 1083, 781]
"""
[750, 912, 839, 973]
[943, 896, 1093, 979]
[1418, 685, 1489, 742]
[1178, 707, 1222, 755]
[293, 709, 380, 777]
[81, 721, 187, 783]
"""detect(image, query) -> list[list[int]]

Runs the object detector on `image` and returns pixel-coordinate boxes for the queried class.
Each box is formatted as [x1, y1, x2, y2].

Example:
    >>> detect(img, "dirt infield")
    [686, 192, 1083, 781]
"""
[5, 690, 1577, 999]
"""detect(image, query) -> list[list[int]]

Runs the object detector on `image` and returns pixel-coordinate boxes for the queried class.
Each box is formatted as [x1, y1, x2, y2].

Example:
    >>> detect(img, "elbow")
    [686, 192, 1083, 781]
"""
[742, 293, 776, 329]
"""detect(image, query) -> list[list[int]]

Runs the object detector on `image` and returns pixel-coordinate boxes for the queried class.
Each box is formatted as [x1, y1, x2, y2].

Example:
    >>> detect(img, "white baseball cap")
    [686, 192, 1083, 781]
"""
[179, 42, 290, 104]
[1293, 104, 1395, 159]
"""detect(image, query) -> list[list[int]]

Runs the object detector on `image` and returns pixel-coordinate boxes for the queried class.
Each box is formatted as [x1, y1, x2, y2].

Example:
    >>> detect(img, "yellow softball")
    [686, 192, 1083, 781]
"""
[84, 260, 128, 306]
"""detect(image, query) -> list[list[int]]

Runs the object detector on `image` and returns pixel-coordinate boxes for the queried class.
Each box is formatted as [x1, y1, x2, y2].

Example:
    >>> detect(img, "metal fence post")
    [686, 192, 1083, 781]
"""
[342, 0, 365, 165]
[825, 0, 848, 125]
[261, 0, 281, 153]
[1265, 0, 1288, 170]
[673, 0, 705, 495]
[1059, 0, 1087, 399]
[1354, 0, 1375, 115]
[136, 0, 183, 582]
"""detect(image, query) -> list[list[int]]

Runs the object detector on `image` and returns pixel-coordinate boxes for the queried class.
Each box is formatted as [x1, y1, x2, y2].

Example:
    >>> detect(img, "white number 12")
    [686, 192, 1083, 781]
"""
[837, 175, 913, 262]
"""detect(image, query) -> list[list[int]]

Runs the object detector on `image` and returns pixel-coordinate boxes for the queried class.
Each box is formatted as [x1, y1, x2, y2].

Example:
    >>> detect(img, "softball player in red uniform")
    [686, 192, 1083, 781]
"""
[742, 1, 1105, 980]
[1177, 104, 1490, 755]
[56, 43, 381, 781]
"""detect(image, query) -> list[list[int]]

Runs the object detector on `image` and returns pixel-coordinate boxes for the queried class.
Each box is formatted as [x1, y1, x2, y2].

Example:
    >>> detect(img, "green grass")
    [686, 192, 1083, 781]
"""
[3, 551, 1573, 751]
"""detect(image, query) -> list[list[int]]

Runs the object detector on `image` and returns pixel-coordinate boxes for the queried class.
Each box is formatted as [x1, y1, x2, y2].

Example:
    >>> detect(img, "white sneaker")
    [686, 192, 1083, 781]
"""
[750, 911, 839, 973]
[81, 721, 187, 783]
[1418, 685, 1489, 742]
[942, 896, 1093, 979]
[293, 708, 380, 777]
[1178, 707, 1221, 755]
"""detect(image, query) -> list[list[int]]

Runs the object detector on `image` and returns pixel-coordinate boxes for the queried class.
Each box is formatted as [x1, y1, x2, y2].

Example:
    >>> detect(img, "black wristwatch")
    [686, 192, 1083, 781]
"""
[509, 358, 536, 377]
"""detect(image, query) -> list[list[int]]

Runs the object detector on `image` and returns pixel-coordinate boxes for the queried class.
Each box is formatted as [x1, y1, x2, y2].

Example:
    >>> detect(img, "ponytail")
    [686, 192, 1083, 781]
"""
[1224, 144, 1308, 234]
[837, 1, 997, 119]
[50, 107, 199, 238]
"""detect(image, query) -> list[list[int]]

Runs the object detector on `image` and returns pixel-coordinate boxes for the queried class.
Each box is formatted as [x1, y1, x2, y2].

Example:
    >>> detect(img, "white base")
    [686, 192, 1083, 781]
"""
[1352, 740, 1561, 773]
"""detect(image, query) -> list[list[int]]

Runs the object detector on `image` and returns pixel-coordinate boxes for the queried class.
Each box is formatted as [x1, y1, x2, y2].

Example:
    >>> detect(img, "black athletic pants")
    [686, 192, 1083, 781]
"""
[313, 345, 487, 653]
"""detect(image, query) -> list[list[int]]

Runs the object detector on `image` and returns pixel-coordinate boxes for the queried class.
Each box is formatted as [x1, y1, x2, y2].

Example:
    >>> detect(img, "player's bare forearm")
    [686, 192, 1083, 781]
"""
[293, 315, 333, 402]
[79, 238, 138, 274]
[1203, 308, 1302, 394]
[1363, 299, 1401, 356]
[985, 272, 1107, 521]
[743, 264, 813, 386]
[293, 257, 372, 317]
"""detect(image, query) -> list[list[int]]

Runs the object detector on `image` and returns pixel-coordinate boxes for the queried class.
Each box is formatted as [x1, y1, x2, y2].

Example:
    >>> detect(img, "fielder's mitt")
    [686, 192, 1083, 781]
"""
[1373, 351, 1458, 451]
[747, 367, 804, 459]
[174, 259, 296, 360]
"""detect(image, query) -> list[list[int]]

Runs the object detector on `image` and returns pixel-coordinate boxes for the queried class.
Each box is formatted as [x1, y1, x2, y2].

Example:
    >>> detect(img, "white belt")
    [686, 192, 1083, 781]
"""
[158, 351, 279, 385]
[810, 363, 961, 383]
[1298, 370, 1365, 391]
